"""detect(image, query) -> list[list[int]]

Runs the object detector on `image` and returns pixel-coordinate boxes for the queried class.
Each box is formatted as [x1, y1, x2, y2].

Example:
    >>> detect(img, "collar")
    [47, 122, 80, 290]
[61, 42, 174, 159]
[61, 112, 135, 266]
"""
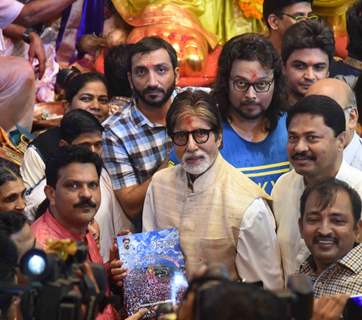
[43, 209, 86, 242]
[130, 101, 165, 128]
[301, 243, 362, 276]
[343, 132, 362, 164]
[336, 160, 353, 180]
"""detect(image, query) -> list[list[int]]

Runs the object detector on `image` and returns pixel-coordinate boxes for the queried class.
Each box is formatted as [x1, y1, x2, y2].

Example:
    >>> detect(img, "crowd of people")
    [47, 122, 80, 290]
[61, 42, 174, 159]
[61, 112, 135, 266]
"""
[1, 0, 362, 319]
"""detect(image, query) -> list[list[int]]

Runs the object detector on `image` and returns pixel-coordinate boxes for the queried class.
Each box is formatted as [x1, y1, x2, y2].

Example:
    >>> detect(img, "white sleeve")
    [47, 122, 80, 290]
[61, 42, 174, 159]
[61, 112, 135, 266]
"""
[20, 146, 46, 189]
[0, 0, 24, 28]
[142, 183, 157, 232]
[236, 198, 284, 290]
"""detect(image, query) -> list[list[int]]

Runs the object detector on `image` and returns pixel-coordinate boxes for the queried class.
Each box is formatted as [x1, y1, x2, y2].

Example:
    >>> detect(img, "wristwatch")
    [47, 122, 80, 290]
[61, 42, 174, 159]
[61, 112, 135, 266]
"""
[22, 28, 34, 44]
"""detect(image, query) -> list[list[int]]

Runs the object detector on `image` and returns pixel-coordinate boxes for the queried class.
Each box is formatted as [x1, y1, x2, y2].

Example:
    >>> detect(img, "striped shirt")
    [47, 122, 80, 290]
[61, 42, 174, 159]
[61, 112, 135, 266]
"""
[102, 100, 172, 190]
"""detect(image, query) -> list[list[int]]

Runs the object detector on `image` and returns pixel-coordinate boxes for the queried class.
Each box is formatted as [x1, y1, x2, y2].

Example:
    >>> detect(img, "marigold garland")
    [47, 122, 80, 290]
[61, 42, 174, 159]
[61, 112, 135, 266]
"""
[239, 0, 263, 20]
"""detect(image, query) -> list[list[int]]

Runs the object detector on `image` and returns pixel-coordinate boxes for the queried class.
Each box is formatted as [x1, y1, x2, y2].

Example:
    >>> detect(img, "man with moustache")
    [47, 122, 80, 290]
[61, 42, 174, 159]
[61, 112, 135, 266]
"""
[299, 178, 362, 297]
[103, 36, 178, 228]
[212, 33, 289, 194]
[31, 145, 128, 319]
[272, 95, 362, 281]
[143, 90, 284, 290]
[306, 78, 362, 171]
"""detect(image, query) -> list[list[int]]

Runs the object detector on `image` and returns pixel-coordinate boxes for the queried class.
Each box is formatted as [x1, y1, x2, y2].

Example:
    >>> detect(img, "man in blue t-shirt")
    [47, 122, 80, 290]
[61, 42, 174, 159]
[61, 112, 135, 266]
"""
[211, 34, 290, 194]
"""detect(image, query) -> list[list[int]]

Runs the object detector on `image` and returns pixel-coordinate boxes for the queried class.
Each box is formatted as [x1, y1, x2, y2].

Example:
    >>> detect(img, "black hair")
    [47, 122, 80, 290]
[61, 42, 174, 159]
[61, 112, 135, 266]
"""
[55, 66, 81, 91]
[0, 211, 27, 237]
[65, 72, 109, 103]
[212, 33, 286, 132]
[281, 20, 335, 64]
[263, 0, 313, 29]
[45, 145, 103, 188]
[0, 212, 28, 315]
[0, 166, 20, 187]
[347, 0, 362, 59]
[104, 44, 133, 98]
[287, 95, 346, 136]
[128, 36, 178, 72]
[198, 282, 288, 320]
[166, 90, 222, 136]
[354, 74, 362, 126]
[60, 109, 103, 144]
[300, 178, 362, 225]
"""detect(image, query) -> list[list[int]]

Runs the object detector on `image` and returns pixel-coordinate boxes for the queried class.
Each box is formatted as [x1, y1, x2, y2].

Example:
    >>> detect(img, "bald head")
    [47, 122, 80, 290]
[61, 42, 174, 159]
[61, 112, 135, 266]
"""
[306, 78, 356, 109]
[306, 78, 358, 144]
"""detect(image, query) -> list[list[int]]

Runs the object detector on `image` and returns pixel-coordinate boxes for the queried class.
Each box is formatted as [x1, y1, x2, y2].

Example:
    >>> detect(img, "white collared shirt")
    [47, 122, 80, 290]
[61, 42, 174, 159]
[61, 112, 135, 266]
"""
[273, 160, 362, 282]
[344, 132, 362, 171]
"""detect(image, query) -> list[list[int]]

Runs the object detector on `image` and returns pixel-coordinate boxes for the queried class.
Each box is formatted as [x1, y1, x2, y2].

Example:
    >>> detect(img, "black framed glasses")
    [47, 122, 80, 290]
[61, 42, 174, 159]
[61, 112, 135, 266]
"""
[281, 12, 319, 22]
[171, 129, 214, 146]
[230, 78, 274, 93]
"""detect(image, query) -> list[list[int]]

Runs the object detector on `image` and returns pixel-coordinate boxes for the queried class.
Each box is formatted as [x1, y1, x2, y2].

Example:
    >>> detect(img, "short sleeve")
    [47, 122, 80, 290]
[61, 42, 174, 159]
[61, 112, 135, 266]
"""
[0, 0, 24, 28]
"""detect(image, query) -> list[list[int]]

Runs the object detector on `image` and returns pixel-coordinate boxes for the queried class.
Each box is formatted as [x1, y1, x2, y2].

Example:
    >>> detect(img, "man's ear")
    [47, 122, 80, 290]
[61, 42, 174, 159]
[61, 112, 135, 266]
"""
[174, 67, 180, 84]
[127, 72, 134, 90]
[355, 219, 362, 242]
[64, 101, 71, 113]
[44, 185, 56, 208]
[216, 132, 223, 150]
[267, 14, 281, 31]
[348, 108, 359, 131]
[298, 217, 304, 239]
[336, 131, 347, 151]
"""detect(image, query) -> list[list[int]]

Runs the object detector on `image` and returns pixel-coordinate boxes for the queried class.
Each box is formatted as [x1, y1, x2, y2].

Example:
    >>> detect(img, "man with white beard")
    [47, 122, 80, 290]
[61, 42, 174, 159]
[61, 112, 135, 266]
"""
[142, 90, 284, 290]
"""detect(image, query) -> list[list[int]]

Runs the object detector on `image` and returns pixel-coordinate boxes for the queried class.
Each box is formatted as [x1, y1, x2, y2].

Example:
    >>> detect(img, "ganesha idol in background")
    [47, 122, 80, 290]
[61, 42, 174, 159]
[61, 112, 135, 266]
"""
[113, 3, 220, 86]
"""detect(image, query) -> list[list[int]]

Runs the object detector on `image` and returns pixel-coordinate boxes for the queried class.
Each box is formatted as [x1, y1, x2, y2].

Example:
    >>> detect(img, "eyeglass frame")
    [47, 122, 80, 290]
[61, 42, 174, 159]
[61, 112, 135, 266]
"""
[170, 128, 216, 146]
[280, 12, 319, 22]
[229, 77, 274, 93]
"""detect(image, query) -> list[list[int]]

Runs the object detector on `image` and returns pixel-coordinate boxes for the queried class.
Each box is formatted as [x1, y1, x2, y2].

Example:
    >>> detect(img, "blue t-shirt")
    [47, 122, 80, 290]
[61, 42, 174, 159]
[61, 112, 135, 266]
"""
[169, 114, 290, 194]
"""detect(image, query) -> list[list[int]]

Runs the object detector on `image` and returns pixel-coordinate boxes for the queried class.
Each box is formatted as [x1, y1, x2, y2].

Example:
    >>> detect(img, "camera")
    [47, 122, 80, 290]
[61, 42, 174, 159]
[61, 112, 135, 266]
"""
[344, 295, 362, 320]
[0, 239, 111, 320]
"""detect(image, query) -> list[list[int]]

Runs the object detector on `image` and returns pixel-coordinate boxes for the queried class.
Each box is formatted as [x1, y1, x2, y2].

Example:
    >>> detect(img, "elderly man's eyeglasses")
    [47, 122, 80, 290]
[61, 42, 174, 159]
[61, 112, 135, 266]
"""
[171, 129, 214, 146]
[281, 12, 319, 22]
[230, 78, 274, 93]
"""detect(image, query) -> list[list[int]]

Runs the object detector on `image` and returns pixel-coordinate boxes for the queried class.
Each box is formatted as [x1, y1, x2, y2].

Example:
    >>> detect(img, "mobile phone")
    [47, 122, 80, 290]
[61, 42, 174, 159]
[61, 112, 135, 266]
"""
[344, 295, 362, 320]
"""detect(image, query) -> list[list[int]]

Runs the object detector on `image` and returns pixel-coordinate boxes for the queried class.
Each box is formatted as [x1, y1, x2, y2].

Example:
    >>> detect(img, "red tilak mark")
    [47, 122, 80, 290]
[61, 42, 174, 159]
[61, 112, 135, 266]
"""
[249, 71, 258, 81]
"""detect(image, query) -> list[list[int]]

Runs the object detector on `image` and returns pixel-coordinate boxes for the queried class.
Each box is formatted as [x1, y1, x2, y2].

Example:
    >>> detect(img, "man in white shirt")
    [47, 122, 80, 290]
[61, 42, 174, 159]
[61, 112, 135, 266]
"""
[143, 90, 283, 290]
[272, 94, 362, 281]
[306, 78, 362, 171]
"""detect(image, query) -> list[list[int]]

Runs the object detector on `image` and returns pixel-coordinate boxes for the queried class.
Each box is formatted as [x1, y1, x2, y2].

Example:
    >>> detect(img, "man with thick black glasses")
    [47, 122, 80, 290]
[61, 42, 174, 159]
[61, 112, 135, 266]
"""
[142, 90, 284, 290]
[263, 0, 316, 54]
[212, 33, 289, 195]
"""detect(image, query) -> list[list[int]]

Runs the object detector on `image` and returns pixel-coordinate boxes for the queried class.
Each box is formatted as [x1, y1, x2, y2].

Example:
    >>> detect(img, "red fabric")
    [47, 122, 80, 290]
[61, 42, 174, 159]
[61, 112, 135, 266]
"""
[94, 48, 105, 74]
[335, 35, 348, 59]
[31, 210, 117, 320]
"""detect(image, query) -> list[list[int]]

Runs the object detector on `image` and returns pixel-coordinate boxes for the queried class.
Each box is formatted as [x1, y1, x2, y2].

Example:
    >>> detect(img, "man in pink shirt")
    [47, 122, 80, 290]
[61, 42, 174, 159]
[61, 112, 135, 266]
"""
[31, 145, 125, 319]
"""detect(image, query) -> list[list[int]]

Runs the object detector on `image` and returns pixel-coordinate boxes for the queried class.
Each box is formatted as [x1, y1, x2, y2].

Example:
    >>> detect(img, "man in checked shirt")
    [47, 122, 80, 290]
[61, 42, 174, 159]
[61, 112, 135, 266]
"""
[102, 36, 179, 230]
[299, 178, 362, 298]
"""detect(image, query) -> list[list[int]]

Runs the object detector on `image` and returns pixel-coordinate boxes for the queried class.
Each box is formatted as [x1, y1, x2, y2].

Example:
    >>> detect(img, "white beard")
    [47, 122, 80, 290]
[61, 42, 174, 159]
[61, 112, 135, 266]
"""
[181, 150, 214, 176]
